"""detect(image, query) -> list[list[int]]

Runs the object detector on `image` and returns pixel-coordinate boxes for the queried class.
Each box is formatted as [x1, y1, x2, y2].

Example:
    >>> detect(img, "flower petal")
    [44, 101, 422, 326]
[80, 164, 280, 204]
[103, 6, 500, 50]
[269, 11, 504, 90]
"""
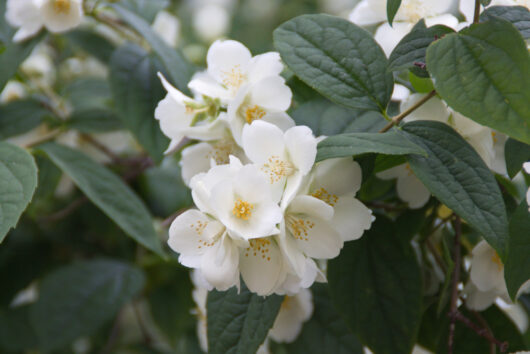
[248, 52, 284, 84]
[348, 0, 387, 26]
[206, 39, 251, 84]
[41, 0, 83, 33]
[313, 157, 363, 196]
[374, 22, 414, 57]
[269, 288, 313, 343]
[332, 197, 373, 241]
[402, 94, 450, 123]
[284, 125, 317, 175]
[242, 121, 287, 164]
[396, 172, 431, 209]
[200, 234, 240, 291]
[249, 76, 292, 112]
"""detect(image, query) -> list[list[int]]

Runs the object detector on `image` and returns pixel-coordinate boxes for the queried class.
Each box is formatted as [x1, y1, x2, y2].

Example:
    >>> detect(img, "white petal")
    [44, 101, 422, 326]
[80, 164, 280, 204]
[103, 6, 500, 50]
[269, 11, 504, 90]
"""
[402, 94, 450, 123]
[41, 0, 83, 33]
[459, 0, 476, 22]
[470, 241, 505, 292]
[332, 197, 373, 241]
[249, 76, 292, 112]
[154, 94, 191, 143]
[168, 210, 225, 268]
[348, 0, 387, 26]
[262, 111, 295, 132]
[376, 164, 409, 180]
[248, 52, 284, 84]
[269, 288, 313, 343]
[313, 158, 363, 196]
[180, 143, 216, 186]
[188, 71, 231, 101]
[392, 83, 410, 101]
[240, 237, 285, 295]
[396, 172, 431, 209]
[284, 125, 317, 175]
[464, 282, 497, 311]
[289, 214, 343, 259]
[207, 39, 251, 85]
[12, 23, 43, 42]
[425, 14, 459, 29]
[289, 195, 334, 220]
[152, 11, 180, 47]
[374, 22, 414, 57]
[242, 121, 287, 164]
[524, 162, 530, 174]
[200, 234, 240, 291]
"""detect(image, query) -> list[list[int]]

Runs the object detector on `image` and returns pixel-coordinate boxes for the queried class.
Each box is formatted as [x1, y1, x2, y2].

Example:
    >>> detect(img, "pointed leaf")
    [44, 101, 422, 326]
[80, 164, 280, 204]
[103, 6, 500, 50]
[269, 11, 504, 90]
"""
[480, 5, 530, 39]
[505, 200, 530, 299]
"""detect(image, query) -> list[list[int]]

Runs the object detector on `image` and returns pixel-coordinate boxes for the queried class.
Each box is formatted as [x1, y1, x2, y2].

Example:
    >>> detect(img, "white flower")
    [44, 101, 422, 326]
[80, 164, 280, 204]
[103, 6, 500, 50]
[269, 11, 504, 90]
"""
[269, 288, 313, 343]
[179, 137, 247, 186]
[377, 164, 431, 209]
[523, 162, 530, 211]
[188, 40, 284, 102]
[20, 44, 56, 87]
[155, 73, 227, 152]
[305, 158, 373, 241]
[7, 0, 84, 42]
[40, 0, 83, 34]
[0, 81, 26, 103]
[242, 121, 316, 203]
[193, 4, 230, 42]
[349, 0, 457, 56]
[226, 77, 294, 144]
[152, 11, 180, 47]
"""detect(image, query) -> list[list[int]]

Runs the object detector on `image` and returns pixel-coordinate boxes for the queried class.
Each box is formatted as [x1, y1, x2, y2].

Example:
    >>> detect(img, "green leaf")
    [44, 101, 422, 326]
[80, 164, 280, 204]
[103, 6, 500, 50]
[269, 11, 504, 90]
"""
[402, 121, 509, 258]
[291, 99, 387, 136]
[112, 4, 194, 93]
[480, 0, 492, 5]
[0, 142, 38, 242]
[408, 71, 435, 93]
[274, 14, 393, 112]
[504, 138, 530, 179]
[30, 259, 145, 351]
[328, 217, 423, 354]
[505, 200, 530, 299]
[387, 0, 402, 25]
[480, 6, 530, 39]
[67, 109, 123, 133]
[62, 78, 112, 111]
[316, 130, 427, 162]
[388, 22, 454, 75]
[39, 142, 164, 256]
[286, 284, 363, 354]
[119, 0, 170, 23]
[110, 43, 169, 162]
[426, 18, 530, 144]
[0, 98, 49, 139]
[65, 29, 115, 62]
[0, 305, 39, 352]
[207, 283, 283, 354]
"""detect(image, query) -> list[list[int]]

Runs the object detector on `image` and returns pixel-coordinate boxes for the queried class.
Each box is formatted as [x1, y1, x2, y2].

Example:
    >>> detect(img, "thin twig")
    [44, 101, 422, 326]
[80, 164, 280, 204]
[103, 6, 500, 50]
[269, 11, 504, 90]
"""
[473, 0, 481, 23]
[80, 133, 122, 163]
[452, 311, 508, 352]
[133, 301, 152, 345]
[23, 130, 62, 149]
[447, 215, 461, 354]
[379, 90, 437, 133]
[425, 238, 447, 273]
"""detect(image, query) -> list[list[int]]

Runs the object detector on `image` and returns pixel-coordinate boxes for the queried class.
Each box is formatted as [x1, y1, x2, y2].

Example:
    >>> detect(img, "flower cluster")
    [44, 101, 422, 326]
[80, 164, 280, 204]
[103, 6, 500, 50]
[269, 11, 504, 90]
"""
[6, 0, 83, 42]
[156, 40, 373, 295]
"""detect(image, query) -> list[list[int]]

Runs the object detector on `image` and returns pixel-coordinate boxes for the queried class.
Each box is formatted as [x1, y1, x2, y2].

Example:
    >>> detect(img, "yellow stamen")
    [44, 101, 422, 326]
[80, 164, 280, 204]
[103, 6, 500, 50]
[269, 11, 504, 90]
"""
[206, 140, 236, 165]
[491, 252, 503, 271]
[244, 238, 272, 261]
[311, 188, 339, 207]
[222, 65, 246, 92]
[190, 220, 217, 249]
[244, 105, 266, 124]
[232, 198, 254, 220]
[262, 155, 295, 184]
[52, 0, 71, 14]
[287, 215, 315, 241]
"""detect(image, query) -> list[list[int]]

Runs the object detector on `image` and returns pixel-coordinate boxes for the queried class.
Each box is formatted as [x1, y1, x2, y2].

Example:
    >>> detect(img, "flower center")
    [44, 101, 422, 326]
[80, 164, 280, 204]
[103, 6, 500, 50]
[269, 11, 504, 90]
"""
[491, 131, 498, 143]
[311, 188, 338, 207]
[190, 220, 219, 249]
[280, 296, 293, 310]
[52, 0, 71, 14]
[222, 65, 246, 93]
[405, 163, 414, 176]
[287, 214, 314, 241]
[244, 105, 266, 124]
[399, 0, 430, 22]
[206, 140, 236, 165]
[491, 252, 503, 271]
[244, 238, 272, 261]
[262, 155, 295, 184]
[233, 198, 254, 220]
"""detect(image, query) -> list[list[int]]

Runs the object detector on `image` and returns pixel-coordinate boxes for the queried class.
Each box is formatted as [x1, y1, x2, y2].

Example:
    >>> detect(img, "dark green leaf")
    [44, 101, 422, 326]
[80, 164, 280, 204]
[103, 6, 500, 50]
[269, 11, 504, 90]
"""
[0, 98, 48, 139]
[504, 138, 530, 179]
[39, 142, 164, 256]
[67, 109, 123, 133]
[402, 121, 509, 258]
[110, 43, 169, 162]
[480, 6, 530, 39]
[30, 259, 145, 351]
[387, 0, 402, 25]
[119, 0, 169, 23]
[112, 4, 194, 93]
[65, 29, 115, 62]
[316, 130, 427, 162]
[328, 217, 423, 354]
[426, 18, 530, 144]
[0, 305, 39, 352]
[388, 22, 454, 75]
[481, 0, 492, 5]
[505, 200, 530, 299]
[274, 14, 393, 112]
[286, 284, 363, 354]
[0, 142, 38, 242]
[207, 283, 283, 354]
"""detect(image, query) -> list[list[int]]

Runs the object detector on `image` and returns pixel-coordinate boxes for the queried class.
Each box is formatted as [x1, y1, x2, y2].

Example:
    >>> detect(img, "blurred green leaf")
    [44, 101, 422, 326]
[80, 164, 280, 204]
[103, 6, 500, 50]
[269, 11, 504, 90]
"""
[67, 109, 123, 133]
[0, 305, 39, 352]
[65, 29, 116, 62]
[207, 283, 283, 354]
[505, 200, 530, 299]
[274, 14, 393, 112]
[39, 142, 164, 256]
[480, 5, 530, 39]
[402, 121, 509, 259]
[426, 18, 530, 144]
[0, 142, 38, 242]
[0, 98, 49, 139]
[327, 216, 423, 354]
[109, 43, 169, 162]
[504, 138, 530, 179]
[30, 259, 145, 351]
[118, 0, 170, 23]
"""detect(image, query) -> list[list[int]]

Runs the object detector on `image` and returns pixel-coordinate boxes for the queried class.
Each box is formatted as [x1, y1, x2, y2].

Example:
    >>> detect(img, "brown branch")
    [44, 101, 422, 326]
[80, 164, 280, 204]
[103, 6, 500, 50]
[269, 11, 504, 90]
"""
[448, 310, 508, 352]
[473, 0, 481, 23]
[80, 133, 122, 163]
[447, 215, 461, 354]
[425, 238, 447, 273]
[379, 90, 436, 133]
